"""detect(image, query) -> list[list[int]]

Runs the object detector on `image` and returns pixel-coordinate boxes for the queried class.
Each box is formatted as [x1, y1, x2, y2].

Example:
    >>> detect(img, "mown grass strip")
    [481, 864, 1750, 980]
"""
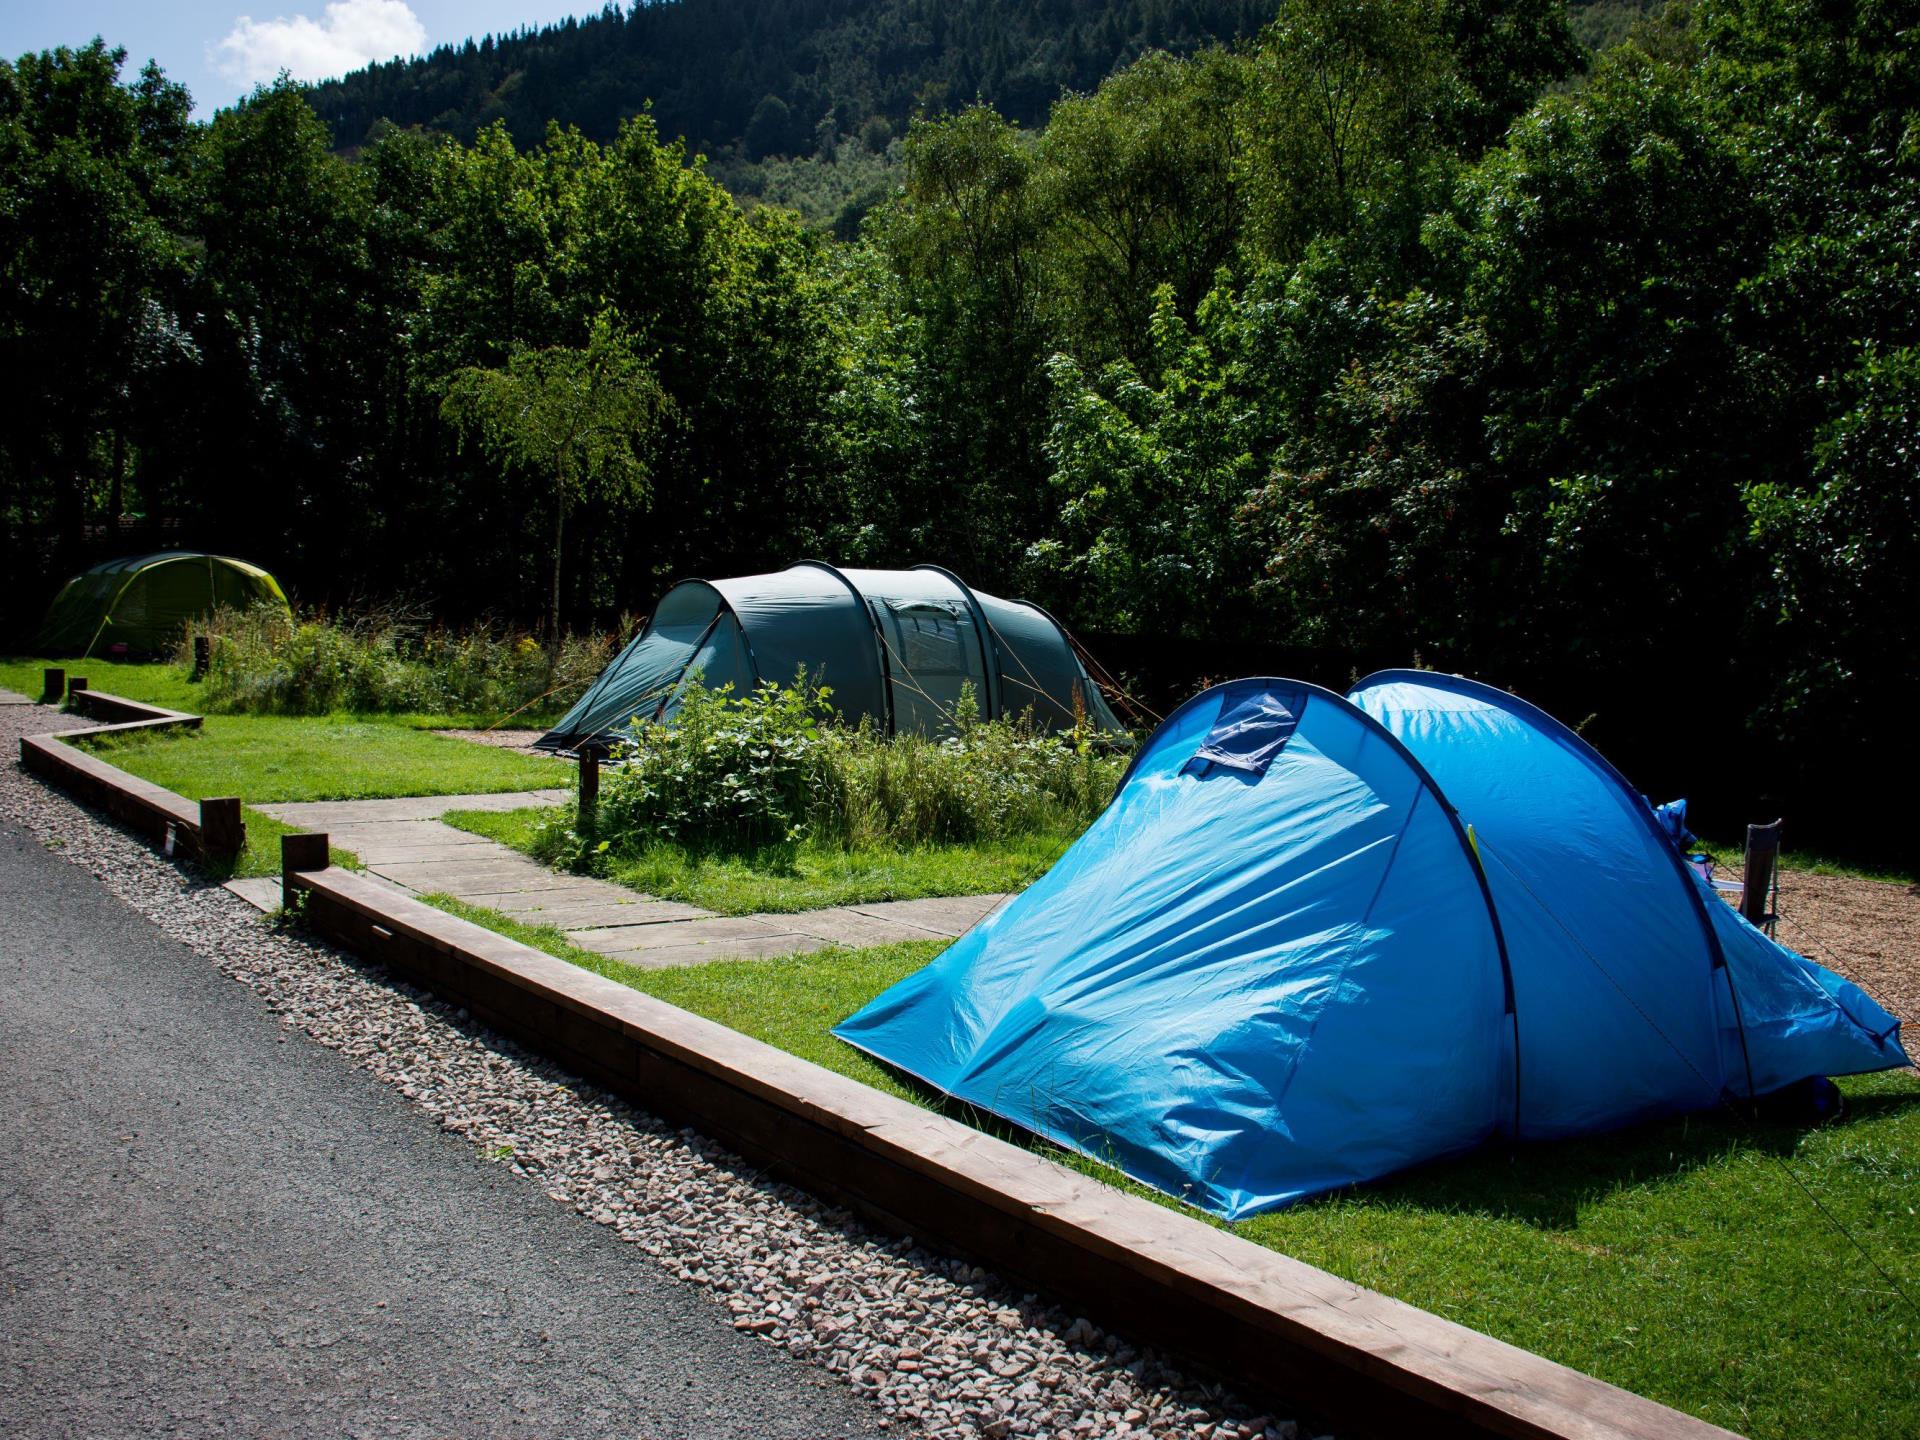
[67, 713, 557, 805]
[442, 805, 1075, 915]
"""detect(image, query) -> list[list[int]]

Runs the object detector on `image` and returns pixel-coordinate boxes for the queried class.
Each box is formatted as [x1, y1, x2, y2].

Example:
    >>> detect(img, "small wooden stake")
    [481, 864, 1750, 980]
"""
[1740, 819, 1783, 932]
[66, 676, 88, 700]
[41, 667, 64, 703]
[281, 830, 330, 910]
[191, 635, 211, 682]
[579, 749, 600, 814]
[199, 796, 245, 860]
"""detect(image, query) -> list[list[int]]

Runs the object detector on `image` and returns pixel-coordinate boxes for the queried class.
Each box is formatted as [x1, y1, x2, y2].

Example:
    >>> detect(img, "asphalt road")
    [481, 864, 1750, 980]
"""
[0, 819, 886, 1439]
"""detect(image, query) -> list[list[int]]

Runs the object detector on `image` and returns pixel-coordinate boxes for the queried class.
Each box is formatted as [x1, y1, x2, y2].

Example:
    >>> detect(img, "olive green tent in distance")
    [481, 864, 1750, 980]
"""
[538, 562, 1125, 753]
[35, 552, 289, 657]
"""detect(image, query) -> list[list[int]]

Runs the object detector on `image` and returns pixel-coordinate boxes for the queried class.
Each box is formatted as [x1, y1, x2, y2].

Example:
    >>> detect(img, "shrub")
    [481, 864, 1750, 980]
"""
[180, 602, 616, 719]
[591, 673, 844, 852]
[558, 676, 1130, 863]
[824, 686, 1124, 846]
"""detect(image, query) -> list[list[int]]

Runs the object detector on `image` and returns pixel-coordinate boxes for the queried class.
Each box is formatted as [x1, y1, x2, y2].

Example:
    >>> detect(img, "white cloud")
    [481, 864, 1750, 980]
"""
[213, 0, 428, 87]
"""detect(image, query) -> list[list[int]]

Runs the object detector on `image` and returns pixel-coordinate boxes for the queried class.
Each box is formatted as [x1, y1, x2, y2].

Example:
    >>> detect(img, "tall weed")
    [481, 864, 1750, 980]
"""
[180, 602, 615, 719]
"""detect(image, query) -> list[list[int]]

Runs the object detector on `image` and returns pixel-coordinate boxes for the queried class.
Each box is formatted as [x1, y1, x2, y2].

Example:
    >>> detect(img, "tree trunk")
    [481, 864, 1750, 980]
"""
[110, 428, 125, 525]
[57, 422, 91, 571]
[548, 484, 566, 647]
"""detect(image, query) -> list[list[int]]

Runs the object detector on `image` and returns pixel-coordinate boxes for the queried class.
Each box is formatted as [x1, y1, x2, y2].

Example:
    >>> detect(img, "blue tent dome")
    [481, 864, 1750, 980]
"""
[835, 673, 1906, 1218]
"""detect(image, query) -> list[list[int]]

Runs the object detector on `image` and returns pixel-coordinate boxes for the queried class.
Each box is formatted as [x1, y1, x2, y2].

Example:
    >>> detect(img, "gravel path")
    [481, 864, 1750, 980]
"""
[1768, 867, 1920, 1043]
[1, 703, 1304, 1440]
[434, 727, 557, 753]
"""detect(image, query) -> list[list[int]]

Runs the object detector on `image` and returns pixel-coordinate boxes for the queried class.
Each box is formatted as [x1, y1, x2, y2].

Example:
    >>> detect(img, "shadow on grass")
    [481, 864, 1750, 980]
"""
[1277, 1085, 1920, 1232]
[863, 1050, 1920, 1234]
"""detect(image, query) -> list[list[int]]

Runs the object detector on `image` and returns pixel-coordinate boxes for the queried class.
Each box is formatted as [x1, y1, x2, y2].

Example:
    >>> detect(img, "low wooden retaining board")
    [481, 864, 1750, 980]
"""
[18, 685, 243, 861]
[284, 851, 1740, 1440]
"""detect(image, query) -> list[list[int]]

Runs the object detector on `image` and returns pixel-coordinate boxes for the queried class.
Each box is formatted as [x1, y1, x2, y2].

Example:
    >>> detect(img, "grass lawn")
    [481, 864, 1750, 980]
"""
[442, 805, 1075, 915]
[0, 656, 203, 710]
[4, 657, 560, 879]
[75, 716, 557, 804]
[74, 719, 555, 880]
[431, 898, 1920, 1440]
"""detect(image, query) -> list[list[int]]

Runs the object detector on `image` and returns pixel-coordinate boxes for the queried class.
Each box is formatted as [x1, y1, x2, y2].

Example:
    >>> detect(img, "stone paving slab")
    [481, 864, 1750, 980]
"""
[850, 894, 1008, 937]
[222, 876, 284, 911]
[598, 934, 837, 970]
[565, 914, 791, 954]
[250, 791, 1004, 972]
[326, 819, 499, 846]
[463, 881, 650, 914]
[781, 906, 940, 947]
[498, 898, 712, 929]
[374, 861, 585, 894]
[257, 789, 567, 827]
[340, 841, 509, 866]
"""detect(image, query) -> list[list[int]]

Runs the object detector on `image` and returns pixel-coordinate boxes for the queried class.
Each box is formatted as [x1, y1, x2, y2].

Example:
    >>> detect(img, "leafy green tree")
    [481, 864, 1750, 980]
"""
[1237, 0, 1460, 263]
[441, 312, 667, 641]
[869, 108, 1056, 580]
[0, 41, 193, 573]
[1439, 0, 1583, 151]
[187, 80, 384, 571]
[1037, 48, 1247, 363]
[1039, 284, 1268, 630]
[1746, 344, 1920, 763]
[745, 94, 796, 161]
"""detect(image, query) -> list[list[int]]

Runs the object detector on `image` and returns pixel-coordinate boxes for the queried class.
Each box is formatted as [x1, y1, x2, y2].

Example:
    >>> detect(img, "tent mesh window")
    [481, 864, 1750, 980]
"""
[893, 603, 969, 676]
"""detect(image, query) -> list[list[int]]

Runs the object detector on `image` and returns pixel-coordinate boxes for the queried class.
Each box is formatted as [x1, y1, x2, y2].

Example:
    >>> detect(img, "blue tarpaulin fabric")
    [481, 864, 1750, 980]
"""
[835, 671, 1909, 1219]
[836, 679, 1512, 1218]
[1350, 672, 1906, 1126]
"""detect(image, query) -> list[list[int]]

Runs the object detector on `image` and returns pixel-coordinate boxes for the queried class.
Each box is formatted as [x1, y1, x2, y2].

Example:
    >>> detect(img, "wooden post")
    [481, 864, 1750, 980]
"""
[281, 830, 330, 910]
[579, 748, 600, 814]
[1740, 819, 1783, 931]
[66, 676, 88, 701]
[191, 635, 211, 682]
[41, 667, 64, 703]
[198, 797, 245, 860]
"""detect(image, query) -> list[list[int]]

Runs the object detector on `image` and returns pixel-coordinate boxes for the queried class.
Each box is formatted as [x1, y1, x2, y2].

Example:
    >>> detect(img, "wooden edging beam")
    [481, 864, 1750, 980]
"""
[17, 686, 244, 862]
[283, 848, 1741, 1440]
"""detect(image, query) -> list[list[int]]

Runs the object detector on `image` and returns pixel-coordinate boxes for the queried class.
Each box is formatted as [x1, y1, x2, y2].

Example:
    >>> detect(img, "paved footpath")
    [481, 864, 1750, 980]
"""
[0, 817, 886, 1439]
[251, 792, 1006, 969]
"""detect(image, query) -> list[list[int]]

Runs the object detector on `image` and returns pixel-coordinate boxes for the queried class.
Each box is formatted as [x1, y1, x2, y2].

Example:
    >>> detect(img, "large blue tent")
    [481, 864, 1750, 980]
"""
[834, 673, 1906, 1218]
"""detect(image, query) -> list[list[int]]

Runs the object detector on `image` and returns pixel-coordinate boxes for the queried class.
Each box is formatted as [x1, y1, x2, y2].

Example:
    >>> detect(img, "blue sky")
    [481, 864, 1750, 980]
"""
[2, 1, 617, 116]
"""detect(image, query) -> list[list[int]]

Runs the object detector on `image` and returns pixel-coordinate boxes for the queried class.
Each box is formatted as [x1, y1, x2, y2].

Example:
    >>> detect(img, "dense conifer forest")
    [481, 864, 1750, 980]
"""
[309, 0, 1277, 152]
[3, 0, 1916, 856]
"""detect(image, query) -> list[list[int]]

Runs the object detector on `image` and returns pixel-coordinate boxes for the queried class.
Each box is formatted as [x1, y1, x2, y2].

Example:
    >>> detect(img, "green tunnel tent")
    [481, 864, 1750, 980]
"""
[35, 552, 289, 657]
[538, 563, 1125, 752]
